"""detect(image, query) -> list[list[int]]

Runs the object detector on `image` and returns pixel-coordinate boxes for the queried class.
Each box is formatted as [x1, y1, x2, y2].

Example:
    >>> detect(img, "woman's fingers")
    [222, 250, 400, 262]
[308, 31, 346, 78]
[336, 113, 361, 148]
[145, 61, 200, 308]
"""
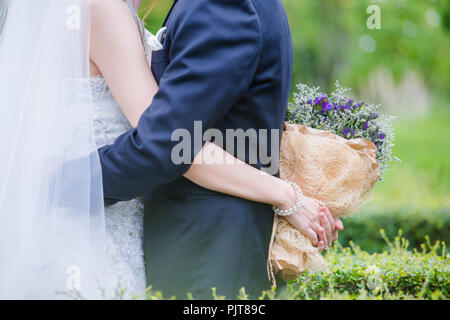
[285, 196, 340, 249]
[285, 213, 319, 246]
[304, 227, 319, 246]
[302, 197, 321, 223]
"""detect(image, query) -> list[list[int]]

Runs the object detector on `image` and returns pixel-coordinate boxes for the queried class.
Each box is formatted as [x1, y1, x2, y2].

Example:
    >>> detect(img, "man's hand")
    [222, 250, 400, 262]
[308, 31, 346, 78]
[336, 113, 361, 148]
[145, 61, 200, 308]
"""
[284, 196, 343, 251]
[315, 200, 344, 250]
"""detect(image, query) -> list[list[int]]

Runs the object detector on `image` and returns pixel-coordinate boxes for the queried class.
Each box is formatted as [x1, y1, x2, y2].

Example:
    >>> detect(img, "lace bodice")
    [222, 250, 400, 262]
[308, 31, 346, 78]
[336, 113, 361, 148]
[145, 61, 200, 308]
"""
[91, 77, 133, 148]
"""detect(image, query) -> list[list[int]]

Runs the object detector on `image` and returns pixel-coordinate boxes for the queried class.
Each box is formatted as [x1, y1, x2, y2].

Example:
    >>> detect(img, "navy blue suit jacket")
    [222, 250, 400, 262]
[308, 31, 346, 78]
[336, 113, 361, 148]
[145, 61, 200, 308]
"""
[99, 0, 293, 299]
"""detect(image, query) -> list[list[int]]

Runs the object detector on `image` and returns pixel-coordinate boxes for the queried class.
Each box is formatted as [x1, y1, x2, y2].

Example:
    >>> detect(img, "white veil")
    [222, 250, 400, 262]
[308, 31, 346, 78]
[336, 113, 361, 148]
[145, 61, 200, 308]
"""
[0, 0, 108, 299]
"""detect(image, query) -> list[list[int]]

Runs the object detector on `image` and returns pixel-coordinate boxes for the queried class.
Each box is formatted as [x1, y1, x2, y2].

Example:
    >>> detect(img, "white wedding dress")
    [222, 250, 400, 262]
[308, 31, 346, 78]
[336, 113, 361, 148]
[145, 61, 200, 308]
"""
[91, 75, 146, 297]
[90, 2, 153, 298]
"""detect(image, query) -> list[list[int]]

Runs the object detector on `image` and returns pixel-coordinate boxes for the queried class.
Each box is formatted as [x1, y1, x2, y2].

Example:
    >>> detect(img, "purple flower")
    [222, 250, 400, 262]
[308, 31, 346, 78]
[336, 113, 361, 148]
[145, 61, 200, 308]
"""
[371, 113, 379, 119]
[307, 100, 312, 104]
[321, 104, 332, 114]
[343, 127, 351, 135]
[348, 99, 353, 105]
[322, 102, 333, 111]
[379, 133, 385, 139]
[351, 130, 355, 136]
[364, 122, 368, 130]
[315, 96, 325, 105]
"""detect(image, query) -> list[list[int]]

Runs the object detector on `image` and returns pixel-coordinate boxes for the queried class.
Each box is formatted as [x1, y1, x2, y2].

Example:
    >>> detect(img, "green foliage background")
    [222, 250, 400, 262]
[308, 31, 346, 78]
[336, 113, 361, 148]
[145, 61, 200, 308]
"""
[138, 0, 450, 299]
[142, 0, 450, 95]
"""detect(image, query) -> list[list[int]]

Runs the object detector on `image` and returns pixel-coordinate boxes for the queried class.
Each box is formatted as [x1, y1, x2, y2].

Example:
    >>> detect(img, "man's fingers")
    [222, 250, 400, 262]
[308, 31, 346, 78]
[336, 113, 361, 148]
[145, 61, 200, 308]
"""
[319, 213, 332, 247]
[322, 206, 335, 231]
[312, 222, 327, 246]
[335, 218, 344, 231]
[317, 240, 325, 253]
[333, 232, 339, 241]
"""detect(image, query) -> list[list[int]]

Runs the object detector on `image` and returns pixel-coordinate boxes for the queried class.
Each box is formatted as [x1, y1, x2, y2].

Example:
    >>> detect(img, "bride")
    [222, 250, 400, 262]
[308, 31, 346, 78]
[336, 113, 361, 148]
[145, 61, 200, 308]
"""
[0, 0, 341, 299]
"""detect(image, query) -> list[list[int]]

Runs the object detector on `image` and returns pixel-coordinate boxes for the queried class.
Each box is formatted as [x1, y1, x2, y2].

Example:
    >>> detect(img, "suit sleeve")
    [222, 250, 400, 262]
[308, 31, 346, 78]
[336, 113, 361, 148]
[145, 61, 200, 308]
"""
[98, 0, 262, 201]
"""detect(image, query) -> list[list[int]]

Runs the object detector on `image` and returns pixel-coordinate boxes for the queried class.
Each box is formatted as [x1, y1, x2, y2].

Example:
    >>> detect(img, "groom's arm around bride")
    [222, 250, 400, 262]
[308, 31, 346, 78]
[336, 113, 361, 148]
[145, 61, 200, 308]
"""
[99, 0, 296, 298]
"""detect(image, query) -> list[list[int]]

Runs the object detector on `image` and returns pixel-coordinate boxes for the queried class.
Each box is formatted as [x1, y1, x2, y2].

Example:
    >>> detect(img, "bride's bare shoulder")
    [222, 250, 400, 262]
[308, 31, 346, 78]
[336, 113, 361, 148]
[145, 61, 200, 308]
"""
[91, 0, 128, 9]
[89, 0, 145, 72]
[91, 0, 133, 22]
[90, 0, 140, 43]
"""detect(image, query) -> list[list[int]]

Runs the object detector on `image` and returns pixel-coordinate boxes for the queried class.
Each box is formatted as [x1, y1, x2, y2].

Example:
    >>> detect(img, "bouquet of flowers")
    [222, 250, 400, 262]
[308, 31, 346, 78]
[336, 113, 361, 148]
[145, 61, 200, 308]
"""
[268, 82, 398, 283]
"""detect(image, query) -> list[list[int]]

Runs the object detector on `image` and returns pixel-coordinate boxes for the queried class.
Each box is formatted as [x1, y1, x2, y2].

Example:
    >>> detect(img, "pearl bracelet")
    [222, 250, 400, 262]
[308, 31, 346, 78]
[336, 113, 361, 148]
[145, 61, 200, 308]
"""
[272, 181, 303, 216]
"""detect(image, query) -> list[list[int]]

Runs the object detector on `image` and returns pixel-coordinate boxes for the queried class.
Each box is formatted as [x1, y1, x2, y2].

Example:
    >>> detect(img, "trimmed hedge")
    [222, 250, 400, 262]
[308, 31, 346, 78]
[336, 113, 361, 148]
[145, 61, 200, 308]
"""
[141, 235, 449, 300]
[281, 237, 449, 300]
[337, 208, 450, 253]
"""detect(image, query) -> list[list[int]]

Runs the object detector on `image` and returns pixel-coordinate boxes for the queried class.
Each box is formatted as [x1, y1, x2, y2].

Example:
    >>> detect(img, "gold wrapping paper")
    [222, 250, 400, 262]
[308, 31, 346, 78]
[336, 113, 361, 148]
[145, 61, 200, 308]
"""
[268, 124, 381, 285]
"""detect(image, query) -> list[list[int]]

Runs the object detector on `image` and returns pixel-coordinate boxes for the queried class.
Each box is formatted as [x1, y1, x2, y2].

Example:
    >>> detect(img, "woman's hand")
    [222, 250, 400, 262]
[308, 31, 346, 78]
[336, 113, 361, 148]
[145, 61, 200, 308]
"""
[282, 196, 326, 250]
[277, 183, 342, 251]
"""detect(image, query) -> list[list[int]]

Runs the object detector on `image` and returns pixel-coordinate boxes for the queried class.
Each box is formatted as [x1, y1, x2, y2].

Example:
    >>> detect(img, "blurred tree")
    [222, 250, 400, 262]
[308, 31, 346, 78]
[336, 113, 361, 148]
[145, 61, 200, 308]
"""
[141, 0, 449, 101]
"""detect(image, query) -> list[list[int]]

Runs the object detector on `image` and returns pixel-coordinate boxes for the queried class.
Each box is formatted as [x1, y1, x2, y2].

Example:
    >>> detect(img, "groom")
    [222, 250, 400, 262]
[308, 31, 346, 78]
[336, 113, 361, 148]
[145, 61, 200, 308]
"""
[100, 0, 295, 298]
